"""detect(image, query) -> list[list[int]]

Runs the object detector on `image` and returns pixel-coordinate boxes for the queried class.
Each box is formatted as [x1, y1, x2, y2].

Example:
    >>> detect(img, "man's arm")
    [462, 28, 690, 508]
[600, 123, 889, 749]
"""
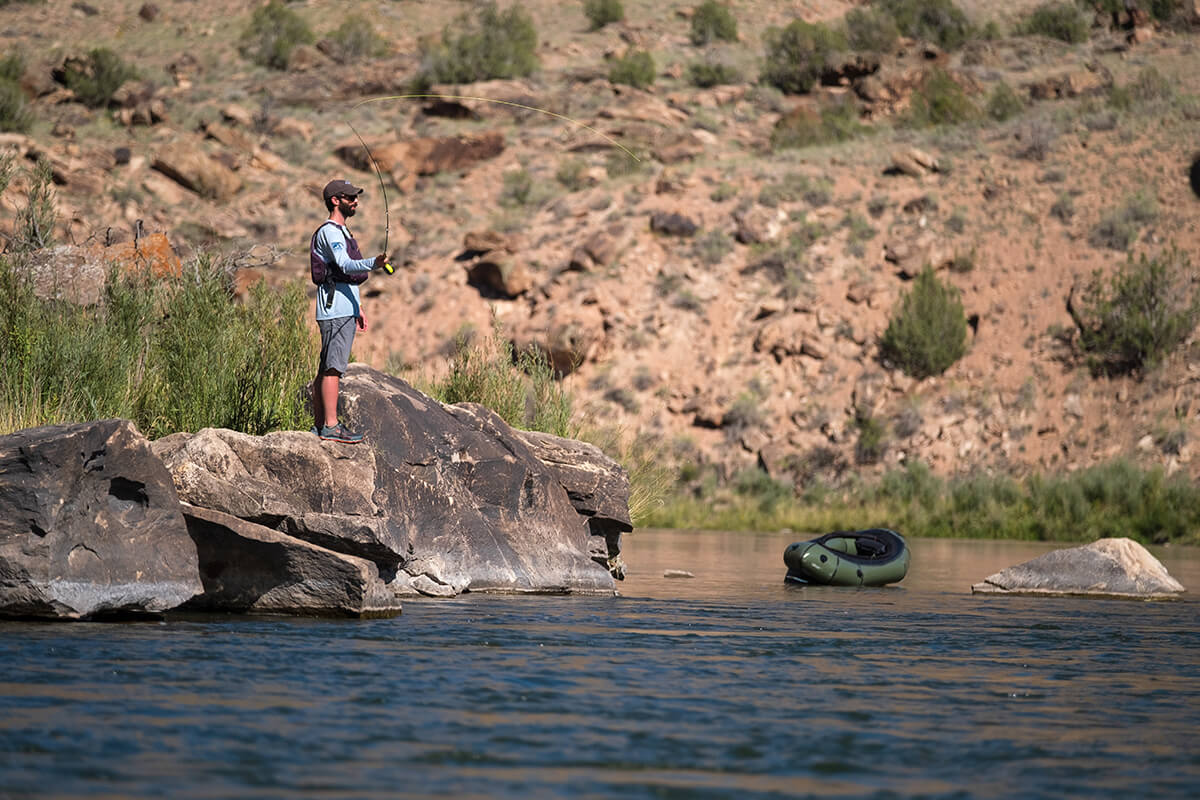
[315, 225, 378, 274]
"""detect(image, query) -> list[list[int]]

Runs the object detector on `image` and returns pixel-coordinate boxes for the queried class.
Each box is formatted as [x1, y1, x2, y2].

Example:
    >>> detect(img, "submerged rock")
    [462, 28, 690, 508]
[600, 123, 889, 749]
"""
[0, 420, 202, 619]
[971, 538, 1186, 599]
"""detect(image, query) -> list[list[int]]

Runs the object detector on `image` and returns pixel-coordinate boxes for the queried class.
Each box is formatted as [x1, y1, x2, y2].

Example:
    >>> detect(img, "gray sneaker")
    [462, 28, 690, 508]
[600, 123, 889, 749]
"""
[318, 423, 364, 444]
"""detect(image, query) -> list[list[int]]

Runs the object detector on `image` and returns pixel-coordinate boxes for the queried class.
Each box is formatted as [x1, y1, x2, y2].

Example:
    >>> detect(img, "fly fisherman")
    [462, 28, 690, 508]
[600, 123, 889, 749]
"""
[310, 179, 388, 444]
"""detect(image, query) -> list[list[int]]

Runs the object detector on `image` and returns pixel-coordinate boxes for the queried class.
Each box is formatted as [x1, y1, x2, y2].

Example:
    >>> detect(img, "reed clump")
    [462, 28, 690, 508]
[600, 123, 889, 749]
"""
[0, 254, 312, 438]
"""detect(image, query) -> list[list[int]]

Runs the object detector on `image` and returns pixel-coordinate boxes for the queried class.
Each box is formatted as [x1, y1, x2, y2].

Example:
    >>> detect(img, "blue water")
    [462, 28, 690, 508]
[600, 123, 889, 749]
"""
[2, 533, 1199, 799]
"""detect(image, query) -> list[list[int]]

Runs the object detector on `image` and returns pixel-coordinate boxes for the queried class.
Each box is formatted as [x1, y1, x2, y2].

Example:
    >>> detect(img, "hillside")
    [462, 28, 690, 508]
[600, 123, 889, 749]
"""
[3, 0, 1200, 496]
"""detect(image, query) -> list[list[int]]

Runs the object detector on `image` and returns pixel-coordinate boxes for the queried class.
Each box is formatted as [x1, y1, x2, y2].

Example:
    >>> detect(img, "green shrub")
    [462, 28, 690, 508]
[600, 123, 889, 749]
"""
[0, 54, 28, 136]
[422, 2, 539, 84]
[239, 0, 315, 71]
[985, 81, 1025, 121]
[854, 413, 887, 464]
[1129, 66, 1174, 103]
[1071, 247, 1200, 375]
[0, 151, 12, 196]
[0, 78, 31, 133]
[879, 266, 968, 378]
[733, 467, 794, 513]
[1088, 191, 1157, 251]
[761, 20, 845, 95]
[12, 158, 55, 252]
[498, 167, 553, 207]
[687, 60, 740, 87]
[326, 14, 389, 60]
[1108, 84, 1133, 111]
[1050, 192, 1075, 222]
[1018, 2, 1089, 42]
[424, 324, 574, 438]
[0, 254, 312, 437]
[692, 230, 733, 265]
[904, 68, 978, 128]
[1145, 0, 1182, 21]
[771, 97, 868, 150]
[876, 0, 974, 50]
[583, 0, 624, 30]
[0, 53, 22, 83]
[60, 48, 138, 108]
[845, 6, 899, 53]
[757, 172, 831, 207]
[555, 158, 587, 191]
[608, 49, 655, 89]
[691, 0, 738, 45]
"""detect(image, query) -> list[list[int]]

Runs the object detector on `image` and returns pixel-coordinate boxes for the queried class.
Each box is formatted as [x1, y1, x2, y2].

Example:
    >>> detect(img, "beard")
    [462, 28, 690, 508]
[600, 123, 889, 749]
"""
[341, 203, 357, 218]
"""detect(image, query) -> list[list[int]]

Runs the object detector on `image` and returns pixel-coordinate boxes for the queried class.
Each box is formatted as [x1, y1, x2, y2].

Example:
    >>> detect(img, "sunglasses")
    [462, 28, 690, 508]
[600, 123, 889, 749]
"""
[338, 194, 360, 202]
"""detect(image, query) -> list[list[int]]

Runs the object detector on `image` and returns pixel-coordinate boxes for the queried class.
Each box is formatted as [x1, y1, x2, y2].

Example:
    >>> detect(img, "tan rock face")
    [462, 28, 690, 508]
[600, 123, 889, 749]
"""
[338, 132, 505, 193]
[152, 141, 242, 201]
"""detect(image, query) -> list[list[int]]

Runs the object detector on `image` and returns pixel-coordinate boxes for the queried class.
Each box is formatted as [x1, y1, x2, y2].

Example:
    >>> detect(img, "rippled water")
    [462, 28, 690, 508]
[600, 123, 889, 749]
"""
[2, 532, 1199, 799]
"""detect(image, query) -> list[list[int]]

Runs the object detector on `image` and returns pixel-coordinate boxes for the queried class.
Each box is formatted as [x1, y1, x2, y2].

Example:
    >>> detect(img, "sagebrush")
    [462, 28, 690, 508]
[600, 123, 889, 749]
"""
[421, 1, 538, 84]
[1070, 247, 1200, 376]
[60, 48, 138, 108]
[582, 0, 623, 30]
[761, 19, 845, 94]
[690, 0, 738, 45]
[879, 266, 968, 379]
[239, 0, 315, 70]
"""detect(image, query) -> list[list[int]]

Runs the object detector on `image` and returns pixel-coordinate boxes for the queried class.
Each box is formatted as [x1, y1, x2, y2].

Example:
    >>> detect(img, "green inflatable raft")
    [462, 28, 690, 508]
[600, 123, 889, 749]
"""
[784, 528, 910, 586]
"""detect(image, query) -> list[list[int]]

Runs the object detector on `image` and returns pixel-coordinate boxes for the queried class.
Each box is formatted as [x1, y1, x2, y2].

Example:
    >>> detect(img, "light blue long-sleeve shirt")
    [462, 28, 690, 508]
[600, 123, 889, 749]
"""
[313, 222, 376, 321]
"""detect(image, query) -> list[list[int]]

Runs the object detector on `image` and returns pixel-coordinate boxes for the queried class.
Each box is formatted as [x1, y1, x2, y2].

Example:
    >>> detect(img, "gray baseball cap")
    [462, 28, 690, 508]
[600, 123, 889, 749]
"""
[322, 179, 365, 202]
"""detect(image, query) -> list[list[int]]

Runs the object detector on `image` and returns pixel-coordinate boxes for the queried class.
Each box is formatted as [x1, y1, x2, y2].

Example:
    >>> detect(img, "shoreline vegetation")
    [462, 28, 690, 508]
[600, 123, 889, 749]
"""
[1, 255, 1197, 547]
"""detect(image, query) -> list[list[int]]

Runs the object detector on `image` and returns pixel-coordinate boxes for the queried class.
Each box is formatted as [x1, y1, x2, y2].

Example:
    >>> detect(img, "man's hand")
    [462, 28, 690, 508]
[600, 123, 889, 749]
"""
[357, 312, 368, 331]
[372, 254, 386, 269]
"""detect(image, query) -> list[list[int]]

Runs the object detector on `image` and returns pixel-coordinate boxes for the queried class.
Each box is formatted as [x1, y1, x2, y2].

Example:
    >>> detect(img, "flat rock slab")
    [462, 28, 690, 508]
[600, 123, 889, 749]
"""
[971, 538, 1185, 599]
[181, 505, 402, 618]
[0, 419, 201, 619]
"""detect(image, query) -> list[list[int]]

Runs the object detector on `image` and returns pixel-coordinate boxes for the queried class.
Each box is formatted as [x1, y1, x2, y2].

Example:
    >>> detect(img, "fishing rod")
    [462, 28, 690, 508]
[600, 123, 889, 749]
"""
[345, 117, 395, 274]
[344, 93, 641, 276]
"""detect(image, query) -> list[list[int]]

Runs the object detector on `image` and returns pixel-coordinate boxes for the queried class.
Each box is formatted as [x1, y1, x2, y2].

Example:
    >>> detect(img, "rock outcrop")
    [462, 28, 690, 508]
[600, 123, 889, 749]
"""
[180, 505, 402, 618]
[153, 366, 630, 598]
[338, 366, 629, 594]
[970, 538, 1186, 599]
[0, 420, 202, 619]
[0, 371, 631, 618]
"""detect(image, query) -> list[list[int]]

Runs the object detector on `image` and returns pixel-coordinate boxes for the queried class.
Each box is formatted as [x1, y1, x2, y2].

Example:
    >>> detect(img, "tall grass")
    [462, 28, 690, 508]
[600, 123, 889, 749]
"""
[0, 254, 312, 438]
[643, 459, 1200, 545]
[416, 325, 672, 524]
[421, 325, 575, 439]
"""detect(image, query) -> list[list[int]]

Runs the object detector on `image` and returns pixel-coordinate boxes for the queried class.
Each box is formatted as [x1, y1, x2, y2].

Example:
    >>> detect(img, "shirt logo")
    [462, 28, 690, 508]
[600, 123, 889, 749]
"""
[331, 242, 345, 251]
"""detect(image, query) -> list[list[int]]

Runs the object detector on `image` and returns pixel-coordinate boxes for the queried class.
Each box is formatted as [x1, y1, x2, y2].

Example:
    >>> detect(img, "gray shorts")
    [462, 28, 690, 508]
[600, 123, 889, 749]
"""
[317, 316, 357, 374]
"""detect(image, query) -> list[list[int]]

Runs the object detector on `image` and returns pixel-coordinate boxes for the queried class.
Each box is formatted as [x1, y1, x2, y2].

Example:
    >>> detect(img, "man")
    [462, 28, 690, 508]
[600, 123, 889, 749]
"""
[310, 179, 387, 444]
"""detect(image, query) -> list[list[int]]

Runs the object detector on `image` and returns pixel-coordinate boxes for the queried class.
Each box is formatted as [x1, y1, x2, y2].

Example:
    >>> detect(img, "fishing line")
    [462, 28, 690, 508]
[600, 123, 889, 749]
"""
[344, 93, 642, 275]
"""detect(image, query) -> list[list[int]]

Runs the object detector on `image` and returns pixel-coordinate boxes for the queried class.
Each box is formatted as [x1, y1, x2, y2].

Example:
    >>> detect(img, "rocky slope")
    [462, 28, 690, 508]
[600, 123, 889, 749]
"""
[3, 0, 1200, 492]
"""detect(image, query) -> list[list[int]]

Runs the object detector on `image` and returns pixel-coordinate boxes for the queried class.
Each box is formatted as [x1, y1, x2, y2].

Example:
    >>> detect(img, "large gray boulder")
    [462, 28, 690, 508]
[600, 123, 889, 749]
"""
[971, 538, 1186, 599]
[180, 505, 402, 617]
[153, 428, 402, 564]
[0, 420, 202, 619]
[155, 366, 630, 596]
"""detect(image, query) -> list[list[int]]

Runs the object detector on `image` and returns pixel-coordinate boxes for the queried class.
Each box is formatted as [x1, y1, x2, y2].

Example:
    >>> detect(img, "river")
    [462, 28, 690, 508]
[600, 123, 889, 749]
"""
[2, 531, 1198, 798]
